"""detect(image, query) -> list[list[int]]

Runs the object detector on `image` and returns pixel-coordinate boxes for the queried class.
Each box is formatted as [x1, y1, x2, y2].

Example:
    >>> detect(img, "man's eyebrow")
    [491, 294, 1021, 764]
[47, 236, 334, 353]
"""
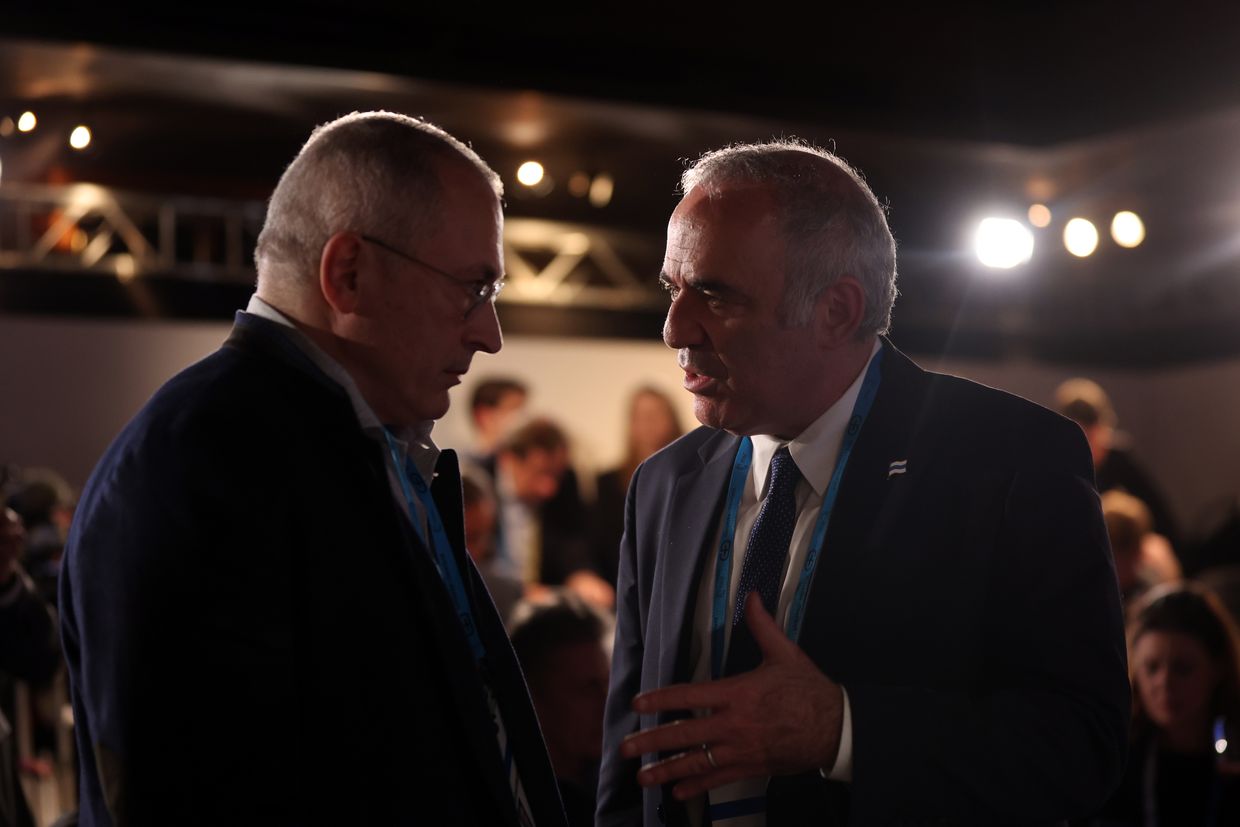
[658, 272, 737, 296]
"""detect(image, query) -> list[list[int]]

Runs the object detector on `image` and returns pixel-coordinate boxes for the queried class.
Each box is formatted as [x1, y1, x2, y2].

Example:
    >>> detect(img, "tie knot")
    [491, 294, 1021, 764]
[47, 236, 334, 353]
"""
[768, 446, 799, 495]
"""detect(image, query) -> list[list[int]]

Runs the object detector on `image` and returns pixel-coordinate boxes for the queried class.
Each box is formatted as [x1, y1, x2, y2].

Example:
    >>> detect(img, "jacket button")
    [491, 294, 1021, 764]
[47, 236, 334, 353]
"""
[656, 802, 666, 823]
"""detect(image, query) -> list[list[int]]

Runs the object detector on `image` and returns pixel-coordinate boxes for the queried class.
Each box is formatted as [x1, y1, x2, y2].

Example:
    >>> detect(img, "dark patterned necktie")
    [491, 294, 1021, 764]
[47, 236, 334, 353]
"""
[725, 446, 801, 675]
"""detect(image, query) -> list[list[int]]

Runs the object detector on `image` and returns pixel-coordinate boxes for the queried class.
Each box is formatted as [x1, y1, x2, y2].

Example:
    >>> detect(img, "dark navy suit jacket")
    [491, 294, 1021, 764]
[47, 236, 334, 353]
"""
[598, 341, 1130, 826]
[61, 313, 566, 826]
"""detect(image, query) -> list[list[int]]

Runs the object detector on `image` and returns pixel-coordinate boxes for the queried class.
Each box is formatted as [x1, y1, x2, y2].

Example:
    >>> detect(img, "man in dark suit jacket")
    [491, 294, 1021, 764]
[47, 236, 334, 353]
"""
[60, 112, 566, 826]
[597, 143, 1129, 826]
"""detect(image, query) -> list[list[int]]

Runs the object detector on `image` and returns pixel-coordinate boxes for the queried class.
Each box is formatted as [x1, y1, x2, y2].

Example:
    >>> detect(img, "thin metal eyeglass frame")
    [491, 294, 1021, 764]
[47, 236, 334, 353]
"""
[359, 234, 505, 317]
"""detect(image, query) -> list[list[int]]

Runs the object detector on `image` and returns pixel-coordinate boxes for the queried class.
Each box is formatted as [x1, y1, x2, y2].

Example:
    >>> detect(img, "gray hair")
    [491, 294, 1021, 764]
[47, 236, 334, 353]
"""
[254, 110, 502, 286]
[680, 140, 897, 336]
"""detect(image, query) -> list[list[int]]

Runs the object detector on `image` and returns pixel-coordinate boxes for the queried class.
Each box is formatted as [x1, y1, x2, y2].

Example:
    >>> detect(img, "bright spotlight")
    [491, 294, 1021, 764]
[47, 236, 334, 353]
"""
[1027, 204, 1052, 228]
[974, 218, 1034, 269]
[1064, 218, 1099, 257]
[516, 161, 544, 187]
[69, 125, 92, 150]
[17, 111, 36, 132]
[1111, 211, 1145, 248]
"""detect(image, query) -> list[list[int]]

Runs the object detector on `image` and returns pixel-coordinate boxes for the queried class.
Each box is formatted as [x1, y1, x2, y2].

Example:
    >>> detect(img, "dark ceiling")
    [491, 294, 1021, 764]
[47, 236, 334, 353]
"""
[11, 2, 1240, 145]
[3, 2, 1240, 366]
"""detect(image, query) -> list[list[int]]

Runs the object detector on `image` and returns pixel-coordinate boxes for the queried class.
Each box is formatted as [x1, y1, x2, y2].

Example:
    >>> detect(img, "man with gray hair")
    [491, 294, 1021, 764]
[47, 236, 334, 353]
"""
[598, 141, 1129, 825]
[61, 112, 566, 826]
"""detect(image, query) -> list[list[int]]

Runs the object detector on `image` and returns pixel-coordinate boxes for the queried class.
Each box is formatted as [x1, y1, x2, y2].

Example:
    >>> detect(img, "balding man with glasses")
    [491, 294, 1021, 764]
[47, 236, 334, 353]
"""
[61, 112, 567, 827]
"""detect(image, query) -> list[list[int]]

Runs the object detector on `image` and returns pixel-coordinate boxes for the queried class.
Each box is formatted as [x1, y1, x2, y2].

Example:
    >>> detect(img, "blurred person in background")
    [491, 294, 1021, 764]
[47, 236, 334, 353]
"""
[593, 386, 684, 588]
[462, 470, 523, 625]
[0, 506, 60, 827]
[1092, 585, 1240, 826]
[469, 376, 529, 467]
[1105, 490, 1182, 609]
[510, 594, 612, 827]
[493, 418, 613, 609]
[5, 469, 75, 607]
[1057, 378, 1183, 557]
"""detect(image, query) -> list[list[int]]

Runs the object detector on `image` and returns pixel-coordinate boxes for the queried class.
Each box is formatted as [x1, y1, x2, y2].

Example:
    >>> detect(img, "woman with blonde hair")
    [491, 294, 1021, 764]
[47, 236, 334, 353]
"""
[592, 386, 684, 588]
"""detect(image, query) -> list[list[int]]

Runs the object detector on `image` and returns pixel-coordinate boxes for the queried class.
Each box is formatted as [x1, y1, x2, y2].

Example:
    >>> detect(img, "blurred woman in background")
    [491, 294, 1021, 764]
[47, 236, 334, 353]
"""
[592, 387, 684, 587]
[1095, 585, 1240, 825]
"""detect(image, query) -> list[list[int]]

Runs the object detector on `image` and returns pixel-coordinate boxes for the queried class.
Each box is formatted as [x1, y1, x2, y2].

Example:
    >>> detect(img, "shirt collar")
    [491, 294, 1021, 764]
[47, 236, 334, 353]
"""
[244, 294, 440, 481]
[750, 339, 882, 498]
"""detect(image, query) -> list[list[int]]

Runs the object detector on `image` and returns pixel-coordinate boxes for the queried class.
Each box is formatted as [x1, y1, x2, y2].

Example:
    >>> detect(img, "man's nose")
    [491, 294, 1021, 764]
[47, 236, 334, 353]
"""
[466, 299, 503, 354]
[662, 293, 701, 350]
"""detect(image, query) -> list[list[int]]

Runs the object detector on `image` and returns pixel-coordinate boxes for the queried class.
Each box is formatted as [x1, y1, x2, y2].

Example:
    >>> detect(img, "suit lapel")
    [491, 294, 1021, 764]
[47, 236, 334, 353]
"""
[796, 341, 927, 664]
[660, 432, 741, 687]
[433, 449, 565, 824]
[382, 449, 519, 822]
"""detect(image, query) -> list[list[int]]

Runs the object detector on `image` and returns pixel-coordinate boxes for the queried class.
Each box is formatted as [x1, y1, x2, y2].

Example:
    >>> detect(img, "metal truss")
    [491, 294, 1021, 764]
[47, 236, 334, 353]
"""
[502, 218, 664, 311]
[0, 182, 265, 282]
[0, 183, 667, 311]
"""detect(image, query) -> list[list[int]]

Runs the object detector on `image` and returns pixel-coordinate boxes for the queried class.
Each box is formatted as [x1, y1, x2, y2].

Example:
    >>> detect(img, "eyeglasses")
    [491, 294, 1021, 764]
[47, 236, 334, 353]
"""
[360, 234, 505, 317]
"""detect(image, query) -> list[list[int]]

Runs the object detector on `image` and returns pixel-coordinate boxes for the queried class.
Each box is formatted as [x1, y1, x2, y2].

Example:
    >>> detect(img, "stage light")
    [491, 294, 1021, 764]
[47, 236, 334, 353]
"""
[1064, 218, 1099, 257]
[0, 117, 14, 137]
[1111, 211, 1145, 248]
[17, 111, 36, 132]
[516, 161, 544, 187]
[69, 125, 92, 150]
[1027, 204, 1052, 228]
[974, 218, 1034, 269]
[588, 173, 614, 208]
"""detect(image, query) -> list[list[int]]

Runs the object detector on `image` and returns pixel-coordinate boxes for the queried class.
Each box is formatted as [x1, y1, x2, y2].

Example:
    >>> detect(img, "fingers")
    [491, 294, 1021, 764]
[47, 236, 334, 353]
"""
[621, 716, 718, 760]
[632, 676, 739, 715]
[634, 743, 717, 787]
[743, 592, 796, 661]
[634, 742, 754, 793]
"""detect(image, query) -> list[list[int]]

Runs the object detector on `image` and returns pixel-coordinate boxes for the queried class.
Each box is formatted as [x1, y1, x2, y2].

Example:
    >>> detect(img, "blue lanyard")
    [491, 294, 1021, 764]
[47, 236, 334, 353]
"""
[383, 430, 486, 663]
[710, 349, 884, 679]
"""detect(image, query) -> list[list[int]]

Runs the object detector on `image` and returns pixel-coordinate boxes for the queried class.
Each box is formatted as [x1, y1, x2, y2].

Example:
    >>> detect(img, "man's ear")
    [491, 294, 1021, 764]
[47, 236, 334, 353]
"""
[813, 275, 866, 348]
[320, 232, 365, 315]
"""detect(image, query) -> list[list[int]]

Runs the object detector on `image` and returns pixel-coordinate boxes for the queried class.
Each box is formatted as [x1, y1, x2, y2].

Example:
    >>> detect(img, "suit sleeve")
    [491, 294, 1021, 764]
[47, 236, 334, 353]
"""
[845, 457, 1130, 823]
[61, 422, 299, 826]
[596, 462, 646, 826]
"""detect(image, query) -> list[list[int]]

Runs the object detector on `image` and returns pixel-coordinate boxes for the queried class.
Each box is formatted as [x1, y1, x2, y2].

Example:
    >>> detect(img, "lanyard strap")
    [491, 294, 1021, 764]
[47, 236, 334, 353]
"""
[384, 430, 486, 663]
[710, 349, 884, 679]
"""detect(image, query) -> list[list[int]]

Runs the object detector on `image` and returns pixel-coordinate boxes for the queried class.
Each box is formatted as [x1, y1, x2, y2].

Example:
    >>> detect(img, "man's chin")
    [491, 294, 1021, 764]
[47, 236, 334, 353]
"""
[694, 398, 739, 434]
[694, 398, 769, 437]
[397, 391, 450, 426]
